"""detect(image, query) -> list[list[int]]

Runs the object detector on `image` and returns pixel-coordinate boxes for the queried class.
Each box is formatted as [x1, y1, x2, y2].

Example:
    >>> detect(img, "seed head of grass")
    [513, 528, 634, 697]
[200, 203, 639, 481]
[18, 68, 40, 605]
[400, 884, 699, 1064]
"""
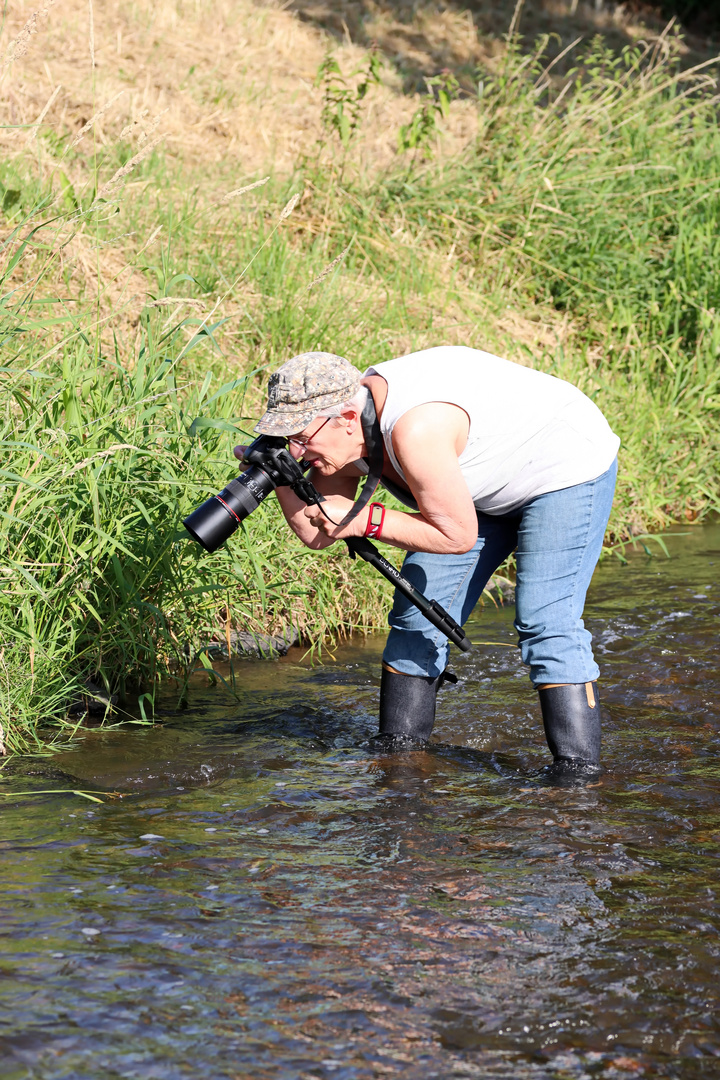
[279, 192, 301, 220]
[93, 134, 166, 204]
[25, 84, 62, 143]
[1, 0, 58, 72]
[222, 176, 270, 203]
[305, 243, 352, 292]
[68, 89, 125, 150]
[120, 110, 150, 140]
[88, 0, 95, 69]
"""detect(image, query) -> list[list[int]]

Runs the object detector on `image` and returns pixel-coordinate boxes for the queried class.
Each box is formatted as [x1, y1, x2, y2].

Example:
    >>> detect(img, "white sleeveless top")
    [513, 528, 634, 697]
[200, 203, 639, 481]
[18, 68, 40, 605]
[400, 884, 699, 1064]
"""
[365, 346, 620, 515]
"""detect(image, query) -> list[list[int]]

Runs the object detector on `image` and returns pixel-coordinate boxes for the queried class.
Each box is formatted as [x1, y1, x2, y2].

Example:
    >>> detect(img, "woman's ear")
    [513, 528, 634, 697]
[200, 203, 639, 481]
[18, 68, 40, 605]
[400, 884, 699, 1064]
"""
[342, 406, 359, 434]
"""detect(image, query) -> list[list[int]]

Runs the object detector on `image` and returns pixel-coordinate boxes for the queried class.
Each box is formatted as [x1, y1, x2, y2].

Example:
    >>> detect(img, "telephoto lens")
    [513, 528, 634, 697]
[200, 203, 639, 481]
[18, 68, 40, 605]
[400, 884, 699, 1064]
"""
[184, 435, 308, 553]
[183, 465, 278, 552]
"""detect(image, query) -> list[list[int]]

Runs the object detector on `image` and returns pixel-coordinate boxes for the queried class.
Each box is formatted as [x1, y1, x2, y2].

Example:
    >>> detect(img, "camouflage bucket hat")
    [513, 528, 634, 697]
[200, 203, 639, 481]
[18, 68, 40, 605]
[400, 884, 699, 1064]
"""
[254, 352, 361, 436]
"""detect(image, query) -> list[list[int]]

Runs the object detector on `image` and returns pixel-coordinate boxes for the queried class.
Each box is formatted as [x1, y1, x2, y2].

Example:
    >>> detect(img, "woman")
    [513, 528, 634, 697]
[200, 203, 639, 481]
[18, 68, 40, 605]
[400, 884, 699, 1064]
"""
[238, 346, 619, 779]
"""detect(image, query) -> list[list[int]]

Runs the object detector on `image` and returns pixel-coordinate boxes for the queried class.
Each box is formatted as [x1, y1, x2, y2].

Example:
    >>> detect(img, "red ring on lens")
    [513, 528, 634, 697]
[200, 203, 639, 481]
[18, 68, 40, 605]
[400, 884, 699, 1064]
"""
[215, 495, 241, 523]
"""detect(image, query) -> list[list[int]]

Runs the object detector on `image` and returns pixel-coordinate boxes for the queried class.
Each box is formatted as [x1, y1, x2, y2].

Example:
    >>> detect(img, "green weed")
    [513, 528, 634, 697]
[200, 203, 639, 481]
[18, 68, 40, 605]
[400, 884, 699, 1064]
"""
[315, 50, 383, 151]
[398, 71, 459, 156]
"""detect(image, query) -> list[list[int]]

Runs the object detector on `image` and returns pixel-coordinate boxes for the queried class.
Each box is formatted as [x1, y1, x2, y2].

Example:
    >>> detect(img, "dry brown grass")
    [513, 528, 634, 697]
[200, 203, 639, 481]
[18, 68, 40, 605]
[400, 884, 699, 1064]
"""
[0, 0, 474, 339]
[1, 0, 709, 195]
[286, 0, 714, 85]
[0, 0, 478, 181]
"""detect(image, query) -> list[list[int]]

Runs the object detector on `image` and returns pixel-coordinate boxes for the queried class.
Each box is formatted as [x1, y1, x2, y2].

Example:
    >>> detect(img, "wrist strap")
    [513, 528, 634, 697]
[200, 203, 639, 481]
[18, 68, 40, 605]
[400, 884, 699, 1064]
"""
[365, 502, 385, 540]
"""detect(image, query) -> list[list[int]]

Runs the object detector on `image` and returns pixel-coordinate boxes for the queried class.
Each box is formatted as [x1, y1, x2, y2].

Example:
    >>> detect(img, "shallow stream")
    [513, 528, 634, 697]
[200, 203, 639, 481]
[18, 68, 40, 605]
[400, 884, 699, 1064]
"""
[1, 525, 719, 1079]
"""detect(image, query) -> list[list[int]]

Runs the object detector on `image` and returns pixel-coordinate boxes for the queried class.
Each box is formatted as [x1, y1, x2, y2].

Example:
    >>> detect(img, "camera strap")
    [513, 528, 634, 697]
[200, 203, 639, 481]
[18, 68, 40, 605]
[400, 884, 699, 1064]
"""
[338, 392, 386, 528]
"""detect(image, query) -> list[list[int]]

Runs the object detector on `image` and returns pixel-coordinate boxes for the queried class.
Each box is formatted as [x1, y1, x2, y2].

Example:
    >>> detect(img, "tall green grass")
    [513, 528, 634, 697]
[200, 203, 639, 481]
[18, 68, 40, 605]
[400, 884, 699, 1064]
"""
[299, 34, 720, 527]
[1, 32, 719, 755]
[0, 204, 395, 754]
[376, 37, 720, 363]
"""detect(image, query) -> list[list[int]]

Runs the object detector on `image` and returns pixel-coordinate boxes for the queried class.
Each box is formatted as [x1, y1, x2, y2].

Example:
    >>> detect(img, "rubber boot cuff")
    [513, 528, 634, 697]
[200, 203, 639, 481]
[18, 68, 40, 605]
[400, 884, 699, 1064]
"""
[538, 682, 601, 783]
[372, 667, 453, 749]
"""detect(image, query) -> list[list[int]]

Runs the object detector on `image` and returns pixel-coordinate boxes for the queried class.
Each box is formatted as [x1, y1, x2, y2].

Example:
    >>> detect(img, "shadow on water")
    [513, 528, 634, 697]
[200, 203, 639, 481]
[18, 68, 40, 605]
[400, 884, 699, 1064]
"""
[1, 525, 719, 1078]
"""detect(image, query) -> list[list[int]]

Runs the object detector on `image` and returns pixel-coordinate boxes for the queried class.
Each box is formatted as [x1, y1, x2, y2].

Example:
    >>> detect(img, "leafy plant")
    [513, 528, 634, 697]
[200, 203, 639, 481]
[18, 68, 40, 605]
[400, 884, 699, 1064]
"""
[315, 51, 383, 150]
[398, 71, 459, 156]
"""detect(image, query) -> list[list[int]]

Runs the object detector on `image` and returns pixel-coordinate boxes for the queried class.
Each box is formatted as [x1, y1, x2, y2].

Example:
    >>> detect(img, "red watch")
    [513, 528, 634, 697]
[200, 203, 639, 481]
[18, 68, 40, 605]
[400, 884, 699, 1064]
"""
[365, 502, 385, 540]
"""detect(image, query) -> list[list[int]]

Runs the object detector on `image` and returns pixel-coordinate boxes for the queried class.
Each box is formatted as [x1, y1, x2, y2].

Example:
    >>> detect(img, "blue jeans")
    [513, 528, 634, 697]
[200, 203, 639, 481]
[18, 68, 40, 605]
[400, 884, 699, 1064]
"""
[383, 458, 618, 685]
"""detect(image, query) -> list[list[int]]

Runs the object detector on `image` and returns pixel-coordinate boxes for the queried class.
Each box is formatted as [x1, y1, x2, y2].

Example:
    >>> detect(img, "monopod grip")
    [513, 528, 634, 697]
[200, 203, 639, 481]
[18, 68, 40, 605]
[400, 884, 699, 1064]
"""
[345, 537, 472, 653]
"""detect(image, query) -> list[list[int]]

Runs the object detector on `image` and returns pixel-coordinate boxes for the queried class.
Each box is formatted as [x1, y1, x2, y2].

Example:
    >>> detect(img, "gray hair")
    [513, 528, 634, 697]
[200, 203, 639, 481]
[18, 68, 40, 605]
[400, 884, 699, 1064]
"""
[317, 384, 369, 420]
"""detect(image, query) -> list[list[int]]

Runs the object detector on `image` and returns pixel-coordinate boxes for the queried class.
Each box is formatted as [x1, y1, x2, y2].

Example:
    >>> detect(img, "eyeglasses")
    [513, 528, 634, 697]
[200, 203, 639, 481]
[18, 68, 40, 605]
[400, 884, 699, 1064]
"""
[287, 415, 332, 450]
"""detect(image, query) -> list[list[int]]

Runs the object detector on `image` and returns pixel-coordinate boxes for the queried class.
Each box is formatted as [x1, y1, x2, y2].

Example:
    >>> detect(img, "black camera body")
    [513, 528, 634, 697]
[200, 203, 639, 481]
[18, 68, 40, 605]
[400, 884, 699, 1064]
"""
[183, 435, 318, 553]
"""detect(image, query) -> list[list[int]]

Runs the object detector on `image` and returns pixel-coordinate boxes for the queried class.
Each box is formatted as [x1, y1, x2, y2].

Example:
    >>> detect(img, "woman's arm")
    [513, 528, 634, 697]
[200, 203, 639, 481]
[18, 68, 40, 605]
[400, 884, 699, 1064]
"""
[232, 445, 361, 550]
[304, 402, 479, 555]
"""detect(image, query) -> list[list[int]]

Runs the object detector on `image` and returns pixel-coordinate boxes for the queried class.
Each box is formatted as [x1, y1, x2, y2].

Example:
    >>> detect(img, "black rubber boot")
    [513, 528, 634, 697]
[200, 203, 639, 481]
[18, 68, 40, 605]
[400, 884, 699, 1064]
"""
[538, 682, 601, 784]
[372, 666, 456, 748]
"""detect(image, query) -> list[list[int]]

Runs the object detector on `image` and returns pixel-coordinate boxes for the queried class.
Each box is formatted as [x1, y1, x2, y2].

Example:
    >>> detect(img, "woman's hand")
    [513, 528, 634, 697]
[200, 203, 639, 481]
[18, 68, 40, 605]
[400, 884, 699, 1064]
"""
[303, 494, 365, 543]
[233, 445, 250, 472]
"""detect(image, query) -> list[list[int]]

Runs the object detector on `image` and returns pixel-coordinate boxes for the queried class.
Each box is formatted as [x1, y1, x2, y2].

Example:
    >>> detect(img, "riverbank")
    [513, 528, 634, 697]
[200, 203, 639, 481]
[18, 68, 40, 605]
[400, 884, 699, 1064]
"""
[1, 0, 719, 754]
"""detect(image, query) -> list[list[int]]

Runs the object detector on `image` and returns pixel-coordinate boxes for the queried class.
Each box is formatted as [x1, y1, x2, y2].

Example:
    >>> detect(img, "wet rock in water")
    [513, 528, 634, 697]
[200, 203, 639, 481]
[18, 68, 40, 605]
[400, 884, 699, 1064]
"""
[67, 679, 119, 718]
[0, 759, 85, 785]
[206, 626, 300, 659]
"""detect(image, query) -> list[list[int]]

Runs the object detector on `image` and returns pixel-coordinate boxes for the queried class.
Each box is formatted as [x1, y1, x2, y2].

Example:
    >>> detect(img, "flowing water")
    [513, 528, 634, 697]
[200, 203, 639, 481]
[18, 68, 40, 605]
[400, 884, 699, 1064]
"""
[1, 525, 719, 1080]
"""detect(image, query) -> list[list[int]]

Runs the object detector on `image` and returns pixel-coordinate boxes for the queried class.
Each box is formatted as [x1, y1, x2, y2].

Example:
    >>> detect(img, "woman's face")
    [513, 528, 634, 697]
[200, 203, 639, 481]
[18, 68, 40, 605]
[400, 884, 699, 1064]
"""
[288, 413, 360, 475]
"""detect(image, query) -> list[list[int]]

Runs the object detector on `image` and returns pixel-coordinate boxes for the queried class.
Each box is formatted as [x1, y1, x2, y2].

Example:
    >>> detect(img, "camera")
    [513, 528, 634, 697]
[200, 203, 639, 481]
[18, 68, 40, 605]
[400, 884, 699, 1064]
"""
[183, 434, 316, 553]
